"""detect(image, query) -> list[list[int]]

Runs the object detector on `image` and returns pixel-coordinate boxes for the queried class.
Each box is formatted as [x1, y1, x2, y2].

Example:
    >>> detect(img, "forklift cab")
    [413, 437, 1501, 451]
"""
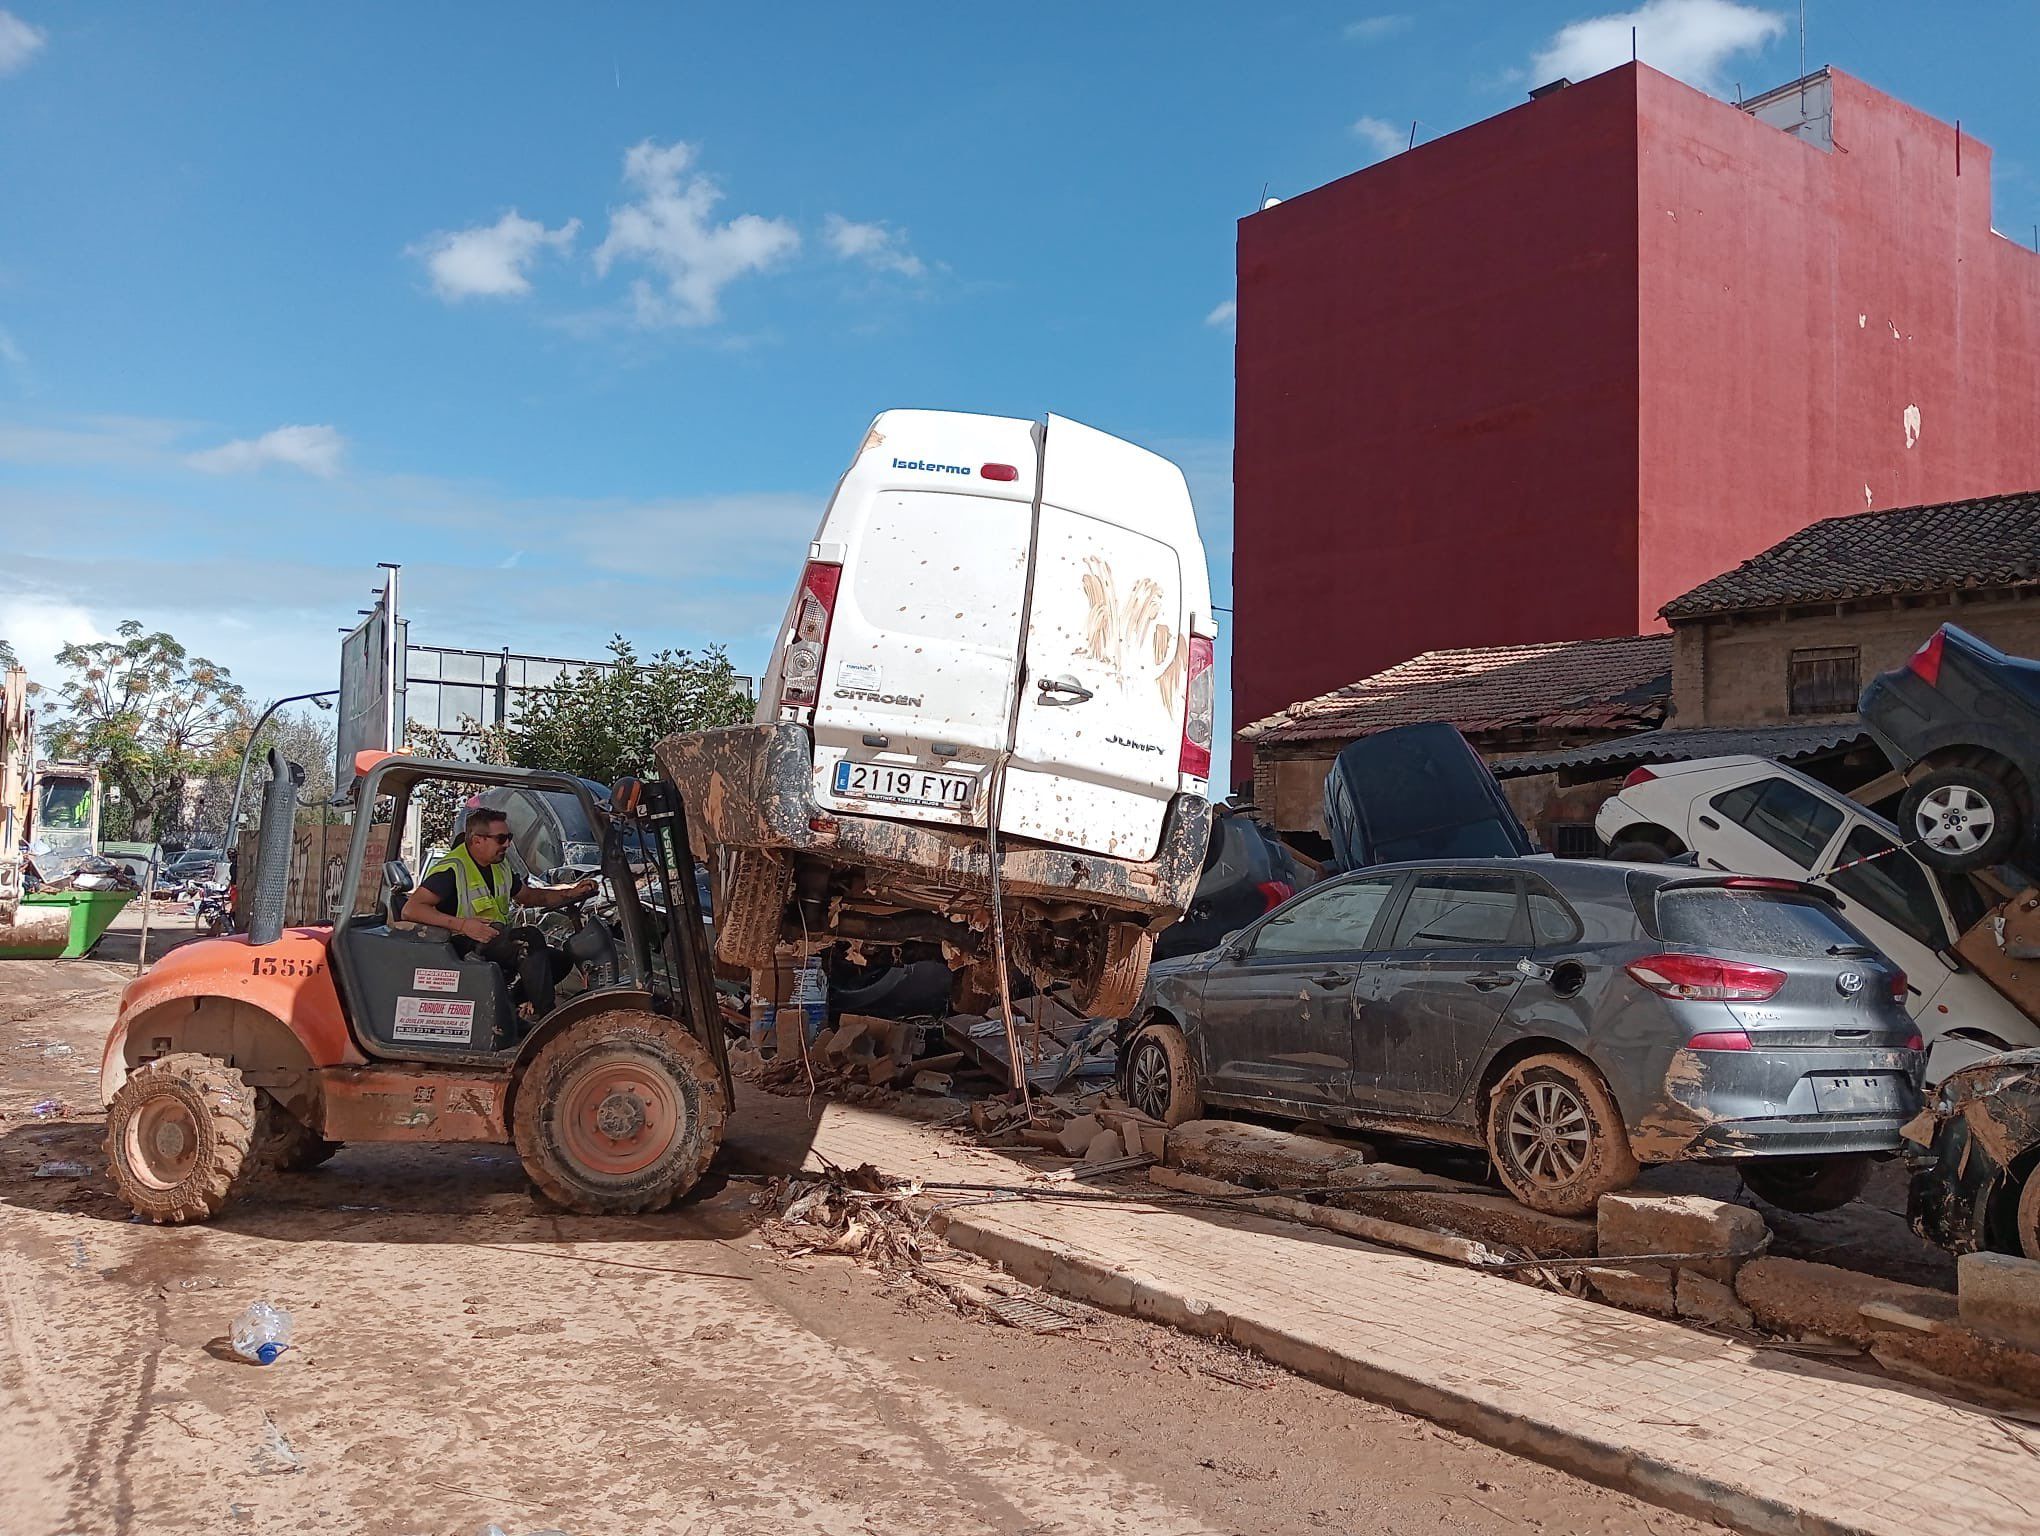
[330, 752, 725, 1085]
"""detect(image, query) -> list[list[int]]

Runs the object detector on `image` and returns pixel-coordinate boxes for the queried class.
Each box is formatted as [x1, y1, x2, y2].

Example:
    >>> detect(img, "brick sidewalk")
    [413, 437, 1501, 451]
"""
[783, 1095, 2040, 1536]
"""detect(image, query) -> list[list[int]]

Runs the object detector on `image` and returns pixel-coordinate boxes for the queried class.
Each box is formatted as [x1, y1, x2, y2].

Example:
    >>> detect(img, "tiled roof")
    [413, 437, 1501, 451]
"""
[1662, 490, 2040, 619]
[1489, 720, 1869, 779]
[1241, 634, 1672, 746]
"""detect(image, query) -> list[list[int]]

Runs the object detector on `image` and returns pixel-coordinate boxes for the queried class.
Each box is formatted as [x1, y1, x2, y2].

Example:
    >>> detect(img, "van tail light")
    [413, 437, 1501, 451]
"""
[1684, 1030, 1755, 1052]
[1901, 1027, 1925, 1053]
[1181, 634, 1215, 780]
[778, 561, 842, 709]
[1622, 765, 1658, 789]
[1889, 970, 1908, 1005]
[1908, 629, 1946, 688]
[1256, 879, 1293, 912]
[1626, 953, 1785, 1002]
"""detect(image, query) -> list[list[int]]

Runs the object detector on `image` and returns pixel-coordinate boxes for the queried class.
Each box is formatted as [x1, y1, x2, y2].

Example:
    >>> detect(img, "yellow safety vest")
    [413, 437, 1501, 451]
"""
[424, 843, 514, 926]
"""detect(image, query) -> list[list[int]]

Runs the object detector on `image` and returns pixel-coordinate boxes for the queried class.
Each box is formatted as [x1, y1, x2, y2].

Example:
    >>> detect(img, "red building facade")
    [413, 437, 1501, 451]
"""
[1232, 63, 2040, 780]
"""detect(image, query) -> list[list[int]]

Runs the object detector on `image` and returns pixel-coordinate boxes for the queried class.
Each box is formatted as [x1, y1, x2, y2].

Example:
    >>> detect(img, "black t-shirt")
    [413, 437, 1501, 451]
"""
[421, 859, 525, 917]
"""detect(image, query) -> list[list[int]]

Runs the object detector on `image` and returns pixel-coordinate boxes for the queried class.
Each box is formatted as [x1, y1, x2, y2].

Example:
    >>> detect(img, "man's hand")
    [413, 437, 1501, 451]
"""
[458, 917, 503, 944]
[571, 878, 599, 902]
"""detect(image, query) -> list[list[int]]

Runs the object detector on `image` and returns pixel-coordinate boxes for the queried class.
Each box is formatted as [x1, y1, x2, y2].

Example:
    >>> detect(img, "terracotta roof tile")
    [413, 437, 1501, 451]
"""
[1241, 634, 1672, 746]
[1662, 490, 2040, 619]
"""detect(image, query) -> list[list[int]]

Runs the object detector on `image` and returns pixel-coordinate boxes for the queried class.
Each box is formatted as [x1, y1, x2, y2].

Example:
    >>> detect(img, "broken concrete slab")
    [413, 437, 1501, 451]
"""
[1595, 1193, 1768, 1283]
[1082, 1129, 1127, 1164]
[1331, 1186, 1596, 1260]
[1958, 1251, 2040, 1351]
[1735, 1257, 1946, 1349]
[1165, 1120, 1372, 1190]
[1148, 1166, 1496, 1266]
[910, 1070, 952, 1095]
[1582, 1263, 1675, 1317]
[1675, 1271, 1754, 1331]
[1056, 1115, 1102, 1157]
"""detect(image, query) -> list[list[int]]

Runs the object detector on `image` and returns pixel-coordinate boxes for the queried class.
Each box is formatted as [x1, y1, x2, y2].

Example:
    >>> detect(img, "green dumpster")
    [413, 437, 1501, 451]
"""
[11, 890, 135, 959]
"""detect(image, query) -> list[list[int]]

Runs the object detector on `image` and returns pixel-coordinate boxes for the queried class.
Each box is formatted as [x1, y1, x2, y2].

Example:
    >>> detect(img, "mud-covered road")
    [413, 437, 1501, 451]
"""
[0, 952, 1728, 1536]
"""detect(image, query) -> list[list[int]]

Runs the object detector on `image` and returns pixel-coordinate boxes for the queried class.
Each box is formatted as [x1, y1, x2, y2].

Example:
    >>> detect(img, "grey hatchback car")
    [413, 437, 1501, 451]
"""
[1119, 859, 1925, 1216]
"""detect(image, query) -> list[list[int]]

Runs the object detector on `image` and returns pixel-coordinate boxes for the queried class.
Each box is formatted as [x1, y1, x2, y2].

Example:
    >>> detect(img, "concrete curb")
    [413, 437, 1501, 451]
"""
[929, 1204, 1907, 1536]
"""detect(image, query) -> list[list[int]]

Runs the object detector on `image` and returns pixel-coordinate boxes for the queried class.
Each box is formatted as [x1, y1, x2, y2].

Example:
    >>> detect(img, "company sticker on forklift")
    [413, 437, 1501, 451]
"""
[412, 967, 461, 993]
[392, 995, 474, 1042]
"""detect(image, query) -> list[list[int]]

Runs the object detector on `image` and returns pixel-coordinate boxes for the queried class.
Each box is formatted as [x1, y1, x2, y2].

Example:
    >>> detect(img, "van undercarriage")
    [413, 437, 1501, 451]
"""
[657, 723, 1211, 1015]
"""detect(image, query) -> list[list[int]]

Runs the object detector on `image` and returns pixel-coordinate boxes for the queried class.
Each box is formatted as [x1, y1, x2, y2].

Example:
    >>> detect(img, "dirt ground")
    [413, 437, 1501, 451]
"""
[0, 944, 1731, 1536]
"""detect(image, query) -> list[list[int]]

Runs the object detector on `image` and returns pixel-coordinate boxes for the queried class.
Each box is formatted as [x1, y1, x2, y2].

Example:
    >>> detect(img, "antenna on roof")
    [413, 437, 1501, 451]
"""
[1799, 0, 1808, 109]
[1631, 25, 1637, 62]
[1407, 120, 1417, 151]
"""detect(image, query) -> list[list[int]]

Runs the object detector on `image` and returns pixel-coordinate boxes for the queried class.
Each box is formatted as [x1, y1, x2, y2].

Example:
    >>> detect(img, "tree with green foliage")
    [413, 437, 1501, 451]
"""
[0, 637, 18, 671]
[45, 621, 249, 840]
[501, 638, 753, 786]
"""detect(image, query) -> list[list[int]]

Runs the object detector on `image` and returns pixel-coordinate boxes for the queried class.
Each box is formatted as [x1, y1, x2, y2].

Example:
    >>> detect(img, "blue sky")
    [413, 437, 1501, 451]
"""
[4, 1, 2039, 786]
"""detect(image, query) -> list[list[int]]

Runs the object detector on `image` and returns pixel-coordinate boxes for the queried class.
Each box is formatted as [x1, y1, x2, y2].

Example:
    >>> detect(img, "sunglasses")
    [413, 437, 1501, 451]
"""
[470, 830, 513, 844]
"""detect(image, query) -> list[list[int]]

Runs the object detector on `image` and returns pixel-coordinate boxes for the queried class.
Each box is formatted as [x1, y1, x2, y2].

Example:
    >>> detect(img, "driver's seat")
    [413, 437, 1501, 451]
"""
[384, 859, 418, 931]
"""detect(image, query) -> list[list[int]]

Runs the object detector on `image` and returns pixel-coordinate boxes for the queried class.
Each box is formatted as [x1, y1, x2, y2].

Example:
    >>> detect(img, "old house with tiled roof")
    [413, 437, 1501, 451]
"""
[1492, 489, 2040, 803]
[1239, 634, 1672, 852]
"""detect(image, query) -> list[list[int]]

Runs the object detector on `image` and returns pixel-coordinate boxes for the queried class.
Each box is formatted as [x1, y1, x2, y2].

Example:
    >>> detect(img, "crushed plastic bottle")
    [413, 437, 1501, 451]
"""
[42, 1043, 73, 1061]
[230, 1301, 294, 1365]
[26, 1099, 63, 1119]
[33, 1160, 88, 1179]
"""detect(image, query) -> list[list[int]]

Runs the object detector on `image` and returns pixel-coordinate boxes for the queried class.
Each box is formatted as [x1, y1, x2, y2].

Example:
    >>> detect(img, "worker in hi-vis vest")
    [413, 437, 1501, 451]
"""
[402, 804, 597, 1024]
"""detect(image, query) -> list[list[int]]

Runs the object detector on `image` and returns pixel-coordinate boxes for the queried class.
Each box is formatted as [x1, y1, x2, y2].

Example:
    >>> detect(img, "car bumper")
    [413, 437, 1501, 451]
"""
[1635, 1043, 1921, 1163]
[655, 722, 1210, 926]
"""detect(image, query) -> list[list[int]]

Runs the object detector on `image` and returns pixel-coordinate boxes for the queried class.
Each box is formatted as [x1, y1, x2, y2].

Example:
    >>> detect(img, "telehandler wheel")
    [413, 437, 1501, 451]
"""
[713, 849, 788, 970]
[105, 1053, 259, 1224]
[513, 1009, 728, 1214]
[1072, 923, 1153, 1020]
[257, 1105, 341, 1173]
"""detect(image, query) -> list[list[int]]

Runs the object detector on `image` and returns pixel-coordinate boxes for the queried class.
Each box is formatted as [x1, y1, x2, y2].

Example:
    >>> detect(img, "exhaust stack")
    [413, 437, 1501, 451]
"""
[246, 748, 304, 946]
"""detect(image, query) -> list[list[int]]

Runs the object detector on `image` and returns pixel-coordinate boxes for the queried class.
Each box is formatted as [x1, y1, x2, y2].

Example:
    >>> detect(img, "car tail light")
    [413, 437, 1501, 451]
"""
[1889, 970, 1908, 1004]
[1907, 629, 1946, 688]
[1684, 1030, 1754, 1051]
[778, 561, 842, 709]
[980, 462, 1018, 482]
[1626, 952, 1785, 1002]
[1256, 879, 1293, 912]
[1622, 765, 1658, 789]
[1181, 634, 1215, 779]
[1901, 1028, 1925, 1053]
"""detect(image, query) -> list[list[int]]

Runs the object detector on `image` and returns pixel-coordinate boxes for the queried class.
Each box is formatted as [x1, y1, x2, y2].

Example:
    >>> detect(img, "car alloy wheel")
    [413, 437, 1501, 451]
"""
[1916, 783, 1996, 858]
[1504, 1080, 1592, 1186]
[1129, 1036, 1174, 1122]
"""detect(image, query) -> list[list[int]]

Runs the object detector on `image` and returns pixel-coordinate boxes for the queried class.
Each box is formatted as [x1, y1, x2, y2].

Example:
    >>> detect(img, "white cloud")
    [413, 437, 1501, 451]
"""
[410, 210, 579, 301]
[593, 140, 800, 327]
[0, 10, 45, 76]
[187, 424, 346, 479]
[0, 596, 106, 681]
[1344, 15, 1411, 42]
[1204, 300, 1237, 330]
[1529, 0, 1785, 94]
[1351, 115, 1408, 162]
[823, 214, 926, 278]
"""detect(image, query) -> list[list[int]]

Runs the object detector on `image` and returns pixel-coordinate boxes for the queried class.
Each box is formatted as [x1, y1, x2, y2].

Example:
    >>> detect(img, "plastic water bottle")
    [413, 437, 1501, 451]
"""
[230, 1301, 294, 1365]
[792, 958, 828, 1044]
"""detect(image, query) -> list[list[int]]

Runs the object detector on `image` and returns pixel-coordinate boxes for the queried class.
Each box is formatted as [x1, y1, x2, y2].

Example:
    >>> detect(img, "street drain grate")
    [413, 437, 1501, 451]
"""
[983, 1293, 1087, 1333]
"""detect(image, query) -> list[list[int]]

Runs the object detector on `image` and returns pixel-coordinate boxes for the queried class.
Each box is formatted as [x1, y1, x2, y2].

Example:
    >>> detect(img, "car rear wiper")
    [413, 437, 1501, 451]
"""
[1826, 943, 1878, 957]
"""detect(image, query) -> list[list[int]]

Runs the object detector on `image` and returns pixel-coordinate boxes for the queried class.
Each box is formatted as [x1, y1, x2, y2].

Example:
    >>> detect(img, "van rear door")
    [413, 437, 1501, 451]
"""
[808, 413, 1040, 830]
[1000, 416, 1201, 860]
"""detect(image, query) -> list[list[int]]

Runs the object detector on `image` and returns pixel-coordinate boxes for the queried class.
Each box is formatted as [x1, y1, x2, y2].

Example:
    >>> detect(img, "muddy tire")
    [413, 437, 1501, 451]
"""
[258, 1106, 341, 1173]
[713, 849, 788, 970]
[1072, 922, 1153, 1019]
[513, 1009, 727, 1214]
[2017, 1169, 2040, 1261]
[1904, 765, 2023, 872]
[105, 1053, 259, 1224]
[1740, 1153, 1875, 1215]
[1122, 1020, 1202, 1127]
[1485, 1053, 1638, 1217]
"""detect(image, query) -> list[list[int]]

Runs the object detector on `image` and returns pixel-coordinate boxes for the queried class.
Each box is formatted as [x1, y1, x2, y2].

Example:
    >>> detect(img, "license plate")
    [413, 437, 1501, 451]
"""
[832, 760, 975, 810]
[1811, 1073, 1904, 1114]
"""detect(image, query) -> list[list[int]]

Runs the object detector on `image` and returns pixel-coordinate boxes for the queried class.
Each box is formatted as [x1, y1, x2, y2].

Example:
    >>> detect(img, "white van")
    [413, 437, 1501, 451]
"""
[1595, 755, 2040, 1080]
[658, 409, 1217, 1016]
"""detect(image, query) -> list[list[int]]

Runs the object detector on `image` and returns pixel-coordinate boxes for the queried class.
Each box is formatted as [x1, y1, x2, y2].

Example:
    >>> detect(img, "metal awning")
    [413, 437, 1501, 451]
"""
[1490, 721, 1870, 779]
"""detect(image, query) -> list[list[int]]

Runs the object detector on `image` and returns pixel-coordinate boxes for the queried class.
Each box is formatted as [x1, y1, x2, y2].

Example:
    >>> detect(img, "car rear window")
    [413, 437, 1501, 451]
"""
[1656, 887, 1867, 958]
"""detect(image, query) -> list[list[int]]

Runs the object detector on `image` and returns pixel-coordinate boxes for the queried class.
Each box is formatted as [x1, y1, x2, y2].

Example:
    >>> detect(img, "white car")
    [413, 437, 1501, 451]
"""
[658, 409, 1218, 1016]
[1596, 754, 2039, 1081]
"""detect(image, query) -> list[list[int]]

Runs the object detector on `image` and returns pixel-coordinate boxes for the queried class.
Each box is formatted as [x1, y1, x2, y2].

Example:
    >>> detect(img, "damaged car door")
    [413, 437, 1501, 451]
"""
[1192, 873, 1399, 1112]
[1352, 869, 1529, 1119]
